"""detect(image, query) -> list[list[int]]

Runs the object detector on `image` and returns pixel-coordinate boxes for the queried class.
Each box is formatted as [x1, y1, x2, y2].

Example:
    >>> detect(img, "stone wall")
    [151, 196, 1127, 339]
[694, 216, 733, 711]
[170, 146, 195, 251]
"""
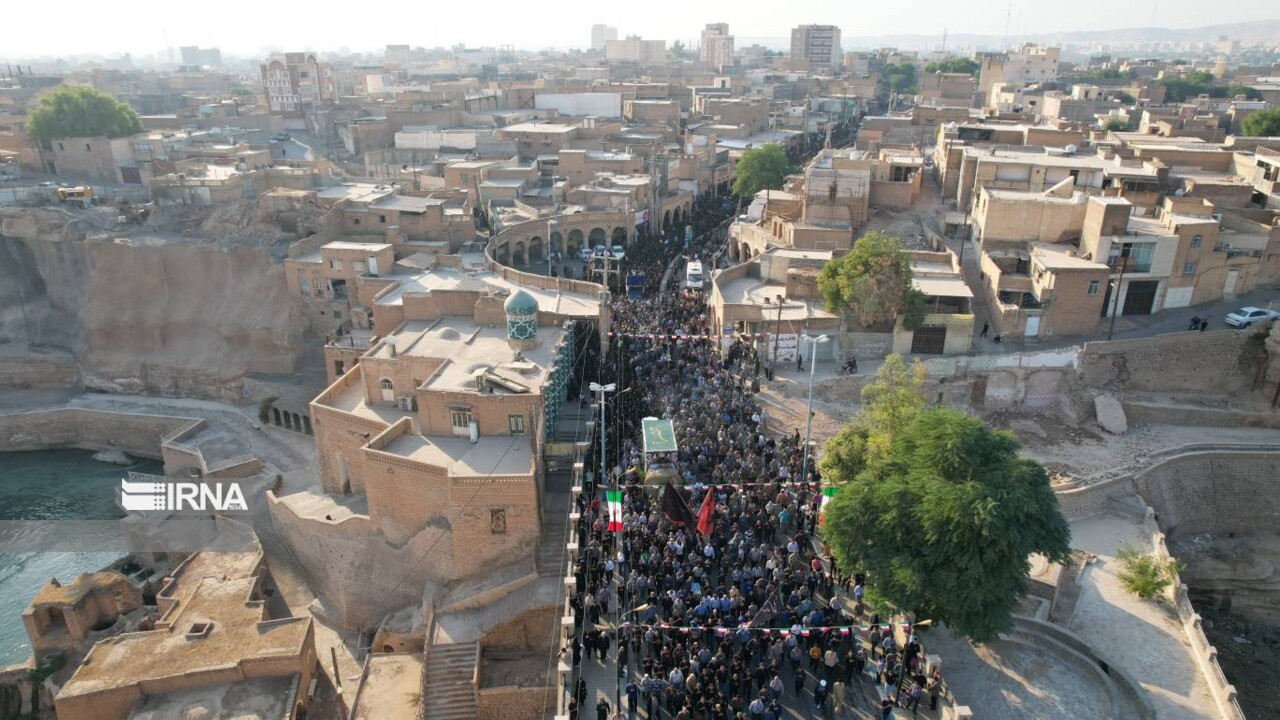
[1131, 451, 1280, 540]
[0, 353, 79, 390]
[0, 408, 193, 459]
[1123, 401, 1280, 429]
[1079, 329, 1265, 395]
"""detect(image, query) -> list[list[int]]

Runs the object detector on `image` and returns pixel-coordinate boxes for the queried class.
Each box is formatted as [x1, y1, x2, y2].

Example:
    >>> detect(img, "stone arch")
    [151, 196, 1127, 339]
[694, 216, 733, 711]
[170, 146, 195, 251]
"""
[567, 228, 584, 252]
[272, 407, 283, 426]
[588, 227, 606, 246]
[611, 227, 627, 244]
[292, 412, 302, 431]
[528, 236, 544, 262]
[512, 240, 526, 265]
[495, 244, 510, 264]
[740, 242, 751, 262]
[663, 210, 672, 233]
[550, 231, 563, 253]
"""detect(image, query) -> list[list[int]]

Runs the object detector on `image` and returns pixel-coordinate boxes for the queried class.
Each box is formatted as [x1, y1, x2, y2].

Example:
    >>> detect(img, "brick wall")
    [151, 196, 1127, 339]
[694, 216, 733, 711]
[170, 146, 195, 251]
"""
[1133, 451, 1280, 540]
[0, 354, 80, 390]
[477, 686, 555, 720]
[1079, 329, 1264, 394]
[0, 408, 193, 458]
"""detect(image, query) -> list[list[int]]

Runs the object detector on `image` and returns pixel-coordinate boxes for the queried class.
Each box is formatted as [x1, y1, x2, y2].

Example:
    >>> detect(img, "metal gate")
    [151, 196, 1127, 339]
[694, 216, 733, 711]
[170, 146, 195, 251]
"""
[1122, 280, 1159, 315]
[910, 326, 947, 355]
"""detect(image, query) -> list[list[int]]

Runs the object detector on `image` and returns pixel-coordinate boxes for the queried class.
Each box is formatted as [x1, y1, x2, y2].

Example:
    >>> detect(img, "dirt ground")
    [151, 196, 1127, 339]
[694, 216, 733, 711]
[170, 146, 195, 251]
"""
[480, 648, 555, 688]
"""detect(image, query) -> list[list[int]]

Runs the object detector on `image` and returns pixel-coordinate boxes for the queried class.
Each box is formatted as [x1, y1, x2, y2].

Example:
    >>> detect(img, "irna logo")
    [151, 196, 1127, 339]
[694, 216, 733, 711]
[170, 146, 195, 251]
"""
[120, 478, 248, 512]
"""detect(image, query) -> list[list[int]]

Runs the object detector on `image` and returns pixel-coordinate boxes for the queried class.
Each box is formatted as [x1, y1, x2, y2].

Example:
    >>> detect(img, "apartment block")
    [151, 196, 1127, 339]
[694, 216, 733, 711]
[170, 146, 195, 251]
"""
[260, 52, 334, 118]
[605, 36, 666, 64]
[790, 25, 842, 71]
[979, 44, 1061, 105]
[701, 23, 735, 72]
[591, 24, 618, 51]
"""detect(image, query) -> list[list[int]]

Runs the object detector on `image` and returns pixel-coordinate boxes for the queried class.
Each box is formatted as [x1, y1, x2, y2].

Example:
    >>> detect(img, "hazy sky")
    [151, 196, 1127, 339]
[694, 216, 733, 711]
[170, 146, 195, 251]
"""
[3, 0, 1273, 57]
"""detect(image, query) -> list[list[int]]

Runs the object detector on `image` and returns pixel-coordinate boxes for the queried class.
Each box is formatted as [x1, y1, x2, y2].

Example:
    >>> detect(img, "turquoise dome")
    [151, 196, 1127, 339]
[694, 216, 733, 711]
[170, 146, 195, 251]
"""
[504, 289, 539, 315]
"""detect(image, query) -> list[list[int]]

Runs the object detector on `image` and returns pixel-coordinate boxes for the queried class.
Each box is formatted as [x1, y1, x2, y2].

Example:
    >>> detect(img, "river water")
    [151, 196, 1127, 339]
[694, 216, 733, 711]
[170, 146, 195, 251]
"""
[0, 449, 162, 665]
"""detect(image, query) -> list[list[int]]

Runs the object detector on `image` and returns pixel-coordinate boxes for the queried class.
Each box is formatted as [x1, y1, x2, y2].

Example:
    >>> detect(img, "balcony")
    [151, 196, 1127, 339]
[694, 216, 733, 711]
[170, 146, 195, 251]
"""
[1106, 257, 1152, 274]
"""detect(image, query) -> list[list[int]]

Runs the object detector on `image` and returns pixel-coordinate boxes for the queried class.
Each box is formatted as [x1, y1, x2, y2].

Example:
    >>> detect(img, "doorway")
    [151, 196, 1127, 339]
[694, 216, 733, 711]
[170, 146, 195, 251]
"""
[1024, 314, 1041, 338]
[1223, 269, 1239, 298]
[910, 326, 947, 354]
[1122, 280, 1159, 315]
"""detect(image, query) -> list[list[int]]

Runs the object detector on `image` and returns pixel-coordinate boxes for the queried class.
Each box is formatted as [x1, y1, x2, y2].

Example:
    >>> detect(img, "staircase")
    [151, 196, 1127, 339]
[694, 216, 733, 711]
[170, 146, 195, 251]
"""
[538, 493, 571, 576]
[423, 642, 480, 720]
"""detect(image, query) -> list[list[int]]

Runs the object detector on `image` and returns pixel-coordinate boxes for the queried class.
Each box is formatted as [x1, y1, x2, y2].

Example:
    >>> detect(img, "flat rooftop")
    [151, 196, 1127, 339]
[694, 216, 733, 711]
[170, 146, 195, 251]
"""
[352, 654, 423, 720]
[128, 675, 296, 720]
[1031, 243, 1109, 270]
[375, 266, 600, 317]
[381, 433, 534, 477]
[503, 123, 577, 134]
[717, 277, 837, 322]
[324, 240, 393, 252]
[913, 276, 974, 298]
[371, 320, 563, 395]
[317, 183, 396, 204]
[372, 195, 443, 213]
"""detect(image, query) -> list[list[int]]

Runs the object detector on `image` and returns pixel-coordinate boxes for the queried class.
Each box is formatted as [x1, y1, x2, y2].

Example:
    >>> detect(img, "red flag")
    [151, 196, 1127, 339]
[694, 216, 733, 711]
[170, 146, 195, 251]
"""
[696, 490, 714, 537]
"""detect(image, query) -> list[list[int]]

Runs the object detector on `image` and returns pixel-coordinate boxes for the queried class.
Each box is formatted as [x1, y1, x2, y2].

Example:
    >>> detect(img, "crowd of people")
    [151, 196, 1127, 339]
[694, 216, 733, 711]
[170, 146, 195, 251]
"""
[561, 187, 944, 720]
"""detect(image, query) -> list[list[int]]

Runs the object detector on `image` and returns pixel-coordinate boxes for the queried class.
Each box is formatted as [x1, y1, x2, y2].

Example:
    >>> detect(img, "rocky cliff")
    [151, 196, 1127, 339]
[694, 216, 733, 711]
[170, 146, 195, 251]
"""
[0, 207, 309, 401]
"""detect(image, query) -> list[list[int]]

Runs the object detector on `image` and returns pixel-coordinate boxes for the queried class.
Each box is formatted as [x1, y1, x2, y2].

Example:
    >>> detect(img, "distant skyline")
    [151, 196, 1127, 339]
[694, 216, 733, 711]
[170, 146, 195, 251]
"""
[3, 0, 1277, 58]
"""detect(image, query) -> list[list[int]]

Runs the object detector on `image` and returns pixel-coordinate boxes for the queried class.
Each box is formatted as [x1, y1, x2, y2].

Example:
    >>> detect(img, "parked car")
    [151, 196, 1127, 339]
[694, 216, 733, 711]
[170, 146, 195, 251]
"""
[592, 245, 610, 257]
[272, 132, 291, 142]
[1224, 306, 1279, 328]
[577, 247, 593, 262]
[610, 245, 626, 260]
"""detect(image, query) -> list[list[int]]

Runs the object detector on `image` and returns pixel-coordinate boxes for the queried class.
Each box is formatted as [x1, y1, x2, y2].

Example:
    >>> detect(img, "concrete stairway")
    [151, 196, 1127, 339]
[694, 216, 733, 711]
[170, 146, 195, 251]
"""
[423, 642, 480, 720]
[538, 493, 571, 576]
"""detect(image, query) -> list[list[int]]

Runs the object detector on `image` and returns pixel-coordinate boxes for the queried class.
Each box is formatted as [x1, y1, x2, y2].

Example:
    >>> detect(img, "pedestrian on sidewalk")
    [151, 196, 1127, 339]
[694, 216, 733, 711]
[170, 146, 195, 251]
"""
[979, 321, 989, 338]
[1200, 318, 1209, 331]
[1189, 316, 1201, 331]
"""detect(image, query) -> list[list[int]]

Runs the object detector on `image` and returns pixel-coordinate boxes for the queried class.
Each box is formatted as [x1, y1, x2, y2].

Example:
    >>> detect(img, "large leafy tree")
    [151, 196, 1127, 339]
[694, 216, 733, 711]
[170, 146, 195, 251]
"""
[821, 406, 1071, 642]
[27, 85, 143, 141]
[731, 144, 793, 198]
[819, 355, 925, 479]
[1242, 109, 1280, 137]
[924, 58, 980, 76]
[818, 231, 925, 329]
[880, 64, 918, 95]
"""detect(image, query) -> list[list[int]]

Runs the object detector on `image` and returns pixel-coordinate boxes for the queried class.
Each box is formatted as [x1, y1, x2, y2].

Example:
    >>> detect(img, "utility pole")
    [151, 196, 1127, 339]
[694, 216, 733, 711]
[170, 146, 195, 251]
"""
[1106, 244, 1129, 341]
[770, 294, 785, 376]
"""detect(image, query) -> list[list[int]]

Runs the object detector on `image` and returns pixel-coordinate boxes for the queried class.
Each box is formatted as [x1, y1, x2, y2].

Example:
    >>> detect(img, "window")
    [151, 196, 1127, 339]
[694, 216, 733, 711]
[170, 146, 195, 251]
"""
[450, 408, 473, 430]
[1183, 262, 1197, 276]
[298, 274, 311, 296]
[379, 379, 393, 391]
[490, 509, 507, 534]
[329, 258, 343, 270]
[1213, 241, 1227, 252]
[379, 215, 386, 224]
[1189, 234, 1202, 248]
[1087, 280, 1100, 296]
[353, 260, 366, 272]
[508, 414, 526, 434]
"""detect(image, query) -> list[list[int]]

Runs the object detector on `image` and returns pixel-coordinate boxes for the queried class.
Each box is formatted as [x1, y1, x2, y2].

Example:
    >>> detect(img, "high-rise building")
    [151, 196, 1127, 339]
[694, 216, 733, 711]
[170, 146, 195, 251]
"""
[591, 24, 619, 51]
[790, 24, 842, 71]
[260, 52, 335, 118]
[179, 46, 222, 68]
[700, 23, 735, 72]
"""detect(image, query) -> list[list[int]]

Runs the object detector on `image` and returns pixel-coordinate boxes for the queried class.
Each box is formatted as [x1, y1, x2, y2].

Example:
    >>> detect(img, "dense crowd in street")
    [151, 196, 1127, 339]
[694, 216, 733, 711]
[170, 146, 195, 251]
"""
[563, 179, 943, 720]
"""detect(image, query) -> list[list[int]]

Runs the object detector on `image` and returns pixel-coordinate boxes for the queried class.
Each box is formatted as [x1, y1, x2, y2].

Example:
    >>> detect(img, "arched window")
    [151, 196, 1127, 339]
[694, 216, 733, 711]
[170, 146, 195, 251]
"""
[379, 379, 393, 390]
[1189, 234, 1202, 248]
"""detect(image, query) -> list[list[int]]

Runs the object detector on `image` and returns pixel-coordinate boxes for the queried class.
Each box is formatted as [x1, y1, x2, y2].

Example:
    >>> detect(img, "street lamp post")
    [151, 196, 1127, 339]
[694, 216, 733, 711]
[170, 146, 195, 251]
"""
[1106, 244, 1130, 341]
[588, 382, 616, 490]
[588, 380, 620, 710]
[800, 334, 830, 485]
[547, 218, 557, 278]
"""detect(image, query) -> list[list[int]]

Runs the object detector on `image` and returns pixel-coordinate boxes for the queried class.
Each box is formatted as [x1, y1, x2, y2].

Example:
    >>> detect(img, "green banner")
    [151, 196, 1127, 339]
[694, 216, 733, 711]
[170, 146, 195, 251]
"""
[641, 417, 678, 454]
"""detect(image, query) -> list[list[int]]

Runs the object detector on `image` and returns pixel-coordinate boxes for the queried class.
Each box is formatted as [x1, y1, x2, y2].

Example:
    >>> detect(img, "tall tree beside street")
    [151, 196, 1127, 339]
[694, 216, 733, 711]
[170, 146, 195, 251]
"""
[818, 232, 926, 329]
[818, 354, 925, 480]
[731, 144, 793, 198]
[923, 58, 980, 76]
[821, 400, 1072, 643]
[27, 86, 143, 141]
[1242, 109, 1280, 138]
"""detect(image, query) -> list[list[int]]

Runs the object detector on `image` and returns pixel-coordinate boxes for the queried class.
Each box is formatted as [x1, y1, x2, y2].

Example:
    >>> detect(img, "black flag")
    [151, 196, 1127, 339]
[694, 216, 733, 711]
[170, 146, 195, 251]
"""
[661, 482, 696, 527]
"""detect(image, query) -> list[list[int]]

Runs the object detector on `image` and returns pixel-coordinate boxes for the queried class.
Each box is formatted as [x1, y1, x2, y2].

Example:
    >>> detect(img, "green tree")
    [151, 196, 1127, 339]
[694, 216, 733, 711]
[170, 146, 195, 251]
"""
[1242, 109, 1280, 137]
[1115, 544, 1181, 599]
[881, 63, 918, 95]
[821, 407, 1072, 642]
[1158, 70, 1216, 102]
[730, 144, 793, 198]
[27, 85, 143, 141]
[818, 232, 924, 328]
[1103, 117, 1132, 132]
[818, 355, 925, 482]
[1225, 85, 1262, 101]
[924, 58, 980, 76]
[230, 85, 252, 97]
[669, 40, 686, 60]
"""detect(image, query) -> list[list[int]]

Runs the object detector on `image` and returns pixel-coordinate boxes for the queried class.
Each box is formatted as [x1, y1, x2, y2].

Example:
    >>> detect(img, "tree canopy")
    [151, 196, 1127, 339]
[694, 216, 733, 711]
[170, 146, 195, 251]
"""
[820, 396, 1072, 643]
[880, 63, 918, 95]
[818, 232, 925, 329]
[27, 85, 143, 141]
[1225, 85, 1263, 101]
[730, 144, 793, 198]
[924, 58, 980, 76]
[1242, 109, 1280, 137]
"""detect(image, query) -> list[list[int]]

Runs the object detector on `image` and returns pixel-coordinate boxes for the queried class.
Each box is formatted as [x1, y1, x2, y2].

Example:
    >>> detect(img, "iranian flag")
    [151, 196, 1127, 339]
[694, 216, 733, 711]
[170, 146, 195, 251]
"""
[819, 484, 837, 525]
[606, 488, 623, 531]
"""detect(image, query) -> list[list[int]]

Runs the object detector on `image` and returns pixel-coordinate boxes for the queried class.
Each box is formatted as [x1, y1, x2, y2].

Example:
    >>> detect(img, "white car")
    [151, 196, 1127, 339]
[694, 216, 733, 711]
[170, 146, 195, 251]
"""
[577, 247, 593, 262]
[610, 245, 625, 260]
[1223, 306, 1279, 328]
[592, 245, 610, 257]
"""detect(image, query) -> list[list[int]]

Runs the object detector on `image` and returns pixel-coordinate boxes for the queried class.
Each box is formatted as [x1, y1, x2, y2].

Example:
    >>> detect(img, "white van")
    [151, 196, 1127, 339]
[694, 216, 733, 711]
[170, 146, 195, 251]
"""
[685, 261, 704, 291]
